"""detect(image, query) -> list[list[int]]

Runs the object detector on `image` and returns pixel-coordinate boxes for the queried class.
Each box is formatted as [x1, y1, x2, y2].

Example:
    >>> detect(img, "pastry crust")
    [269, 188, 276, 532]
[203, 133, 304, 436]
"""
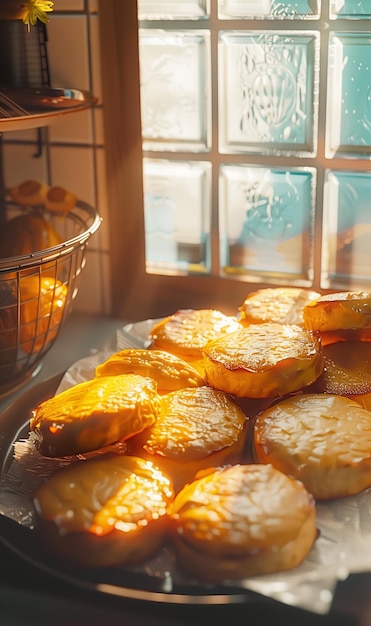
[30, 373, 161, 457]
[149, 309, 241, 362]
[170, 464, 317, 581]
[239, 287, 320, 327]
[203, 323, 323, 398]
[96, 348, 205, 393]
[254, 393, 371, 499]
[33, 454, 174, 568]
[303, 291, 371, 332]
[127, 385, 249, 491]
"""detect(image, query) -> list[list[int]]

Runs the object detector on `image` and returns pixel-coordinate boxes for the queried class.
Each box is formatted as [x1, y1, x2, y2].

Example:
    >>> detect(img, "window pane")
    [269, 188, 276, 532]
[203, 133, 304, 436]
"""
[218, 31, 319, 155]
[143, 159, 211, 274]
[330, 0, 371, 18]
[218, 0, 320, 19]
[322, 170, 371, 289]
[139, 30, 211, 151]
[138, 0, 210, 20]
[219, 165, 315, 281]
[326, 33, 371, 158]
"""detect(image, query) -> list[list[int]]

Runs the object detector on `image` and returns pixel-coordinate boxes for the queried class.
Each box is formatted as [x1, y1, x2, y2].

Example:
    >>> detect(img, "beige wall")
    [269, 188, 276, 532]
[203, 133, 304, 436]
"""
[2, 0, 111, 316]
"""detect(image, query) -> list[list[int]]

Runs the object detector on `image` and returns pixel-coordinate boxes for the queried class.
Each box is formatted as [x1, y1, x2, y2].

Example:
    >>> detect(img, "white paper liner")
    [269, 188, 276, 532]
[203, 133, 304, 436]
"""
[1, 318, 371, 615]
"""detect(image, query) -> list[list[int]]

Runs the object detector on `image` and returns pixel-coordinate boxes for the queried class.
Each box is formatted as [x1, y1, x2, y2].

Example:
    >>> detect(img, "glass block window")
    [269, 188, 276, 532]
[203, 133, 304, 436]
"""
[138, 0, 371, 292]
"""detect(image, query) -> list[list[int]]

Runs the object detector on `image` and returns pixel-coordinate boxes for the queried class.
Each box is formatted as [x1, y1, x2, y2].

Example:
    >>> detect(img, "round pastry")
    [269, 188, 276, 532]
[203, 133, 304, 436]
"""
[303, 291, 371, 333]
[239, 287, 320, 327]
[33, 454, 174, 568]
[30, 373, 161, 457]
[44, 185, 77, 213]
[7, 180, 48, 206]
[95, 348, 205, 393]
[127, 385, 249, 492]
[254, 393, 371, 499]
[203, 323, 323, 398]
[169, 463, 317, 581]
[149, 309, 241, 374]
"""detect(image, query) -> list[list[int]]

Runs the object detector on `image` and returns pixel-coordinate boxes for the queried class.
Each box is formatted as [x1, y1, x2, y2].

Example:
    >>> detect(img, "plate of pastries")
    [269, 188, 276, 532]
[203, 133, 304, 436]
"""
[2, 287, 371, 608]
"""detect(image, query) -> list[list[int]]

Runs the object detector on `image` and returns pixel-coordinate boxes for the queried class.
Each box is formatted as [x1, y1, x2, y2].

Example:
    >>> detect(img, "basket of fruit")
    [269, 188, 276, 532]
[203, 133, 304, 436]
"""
[0, 180, 101, 395]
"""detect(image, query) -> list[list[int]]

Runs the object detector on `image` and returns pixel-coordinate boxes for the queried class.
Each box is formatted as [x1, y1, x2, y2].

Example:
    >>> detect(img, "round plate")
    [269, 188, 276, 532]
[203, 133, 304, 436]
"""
[0, 87, 97, 131]
[0, 373, 258, 606]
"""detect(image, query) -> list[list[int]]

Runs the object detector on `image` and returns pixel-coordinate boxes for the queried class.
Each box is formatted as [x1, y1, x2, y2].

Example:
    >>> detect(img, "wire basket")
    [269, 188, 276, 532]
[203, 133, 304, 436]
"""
[0, 200, 101, 396]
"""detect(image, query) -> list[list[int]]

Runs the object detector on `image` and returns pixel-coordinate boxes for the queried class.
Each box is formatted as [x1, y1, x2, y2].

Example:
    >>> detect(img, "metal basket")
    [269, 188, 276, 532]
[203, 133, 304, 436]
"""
[0, 200, 101, 396]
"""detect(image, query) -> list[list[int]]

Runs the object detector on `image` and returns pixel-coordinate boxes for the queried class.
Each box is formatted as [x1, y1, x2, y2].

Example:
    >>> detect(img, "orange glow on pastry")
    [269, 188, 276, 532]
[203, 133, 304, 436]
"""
[149, 309, 241, 369]
[127, 385, 249, 491]
[239, 287, 320, 327]
[170, 464, 317, 581]
[303, 291, 371, 332]
[30, 373, 161, 457]
[33, 454, 174, 568]
[96, 348, 205, 393]
[203, 323, 323, 398]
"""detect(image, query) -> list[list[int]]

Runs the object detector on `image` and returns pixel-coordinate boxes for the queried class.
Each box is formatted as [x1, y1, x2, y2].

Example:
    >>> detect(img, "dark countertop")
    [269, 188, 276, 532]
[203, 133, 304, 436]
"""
[0, 313, 370, 626]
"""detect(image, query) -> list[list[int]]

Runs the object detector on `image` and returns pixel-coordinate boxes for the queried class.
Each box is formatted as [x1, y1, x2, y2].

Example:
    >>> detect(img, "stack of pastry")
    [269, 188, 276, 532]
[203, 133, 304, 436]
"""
[24, 287, 371, 581]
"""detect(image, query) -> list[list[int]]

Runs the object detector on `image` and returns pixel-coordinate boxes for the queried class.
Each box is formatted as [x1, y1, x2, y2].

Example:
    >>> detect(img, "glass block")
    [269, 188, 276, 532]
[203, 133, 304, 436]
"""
[143, 159, 211, 273]
[138, 0, 209, 20]
[218, 0, 320, 19]
[326, 33, 371, 158]
[330, 0, 371, 18]
[322, 170, 371, 289]
[139, 30, 211, 151]
[219, 164, 315, 280]
[218, 31, 319, 155]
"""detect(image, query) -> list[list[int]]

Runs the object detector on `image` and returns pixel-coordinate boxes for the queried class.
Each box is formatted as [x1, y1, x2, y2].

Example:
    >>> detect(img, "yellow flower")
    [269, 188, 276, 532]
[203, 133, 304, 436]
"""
[21, 1, 54, 27]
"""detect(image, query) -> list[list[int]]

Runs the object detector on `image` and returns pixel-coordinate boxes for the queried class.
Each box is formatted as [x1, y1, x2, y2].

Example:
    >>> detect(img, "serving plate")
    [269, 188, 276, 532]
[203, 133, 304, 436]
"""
[0, 320, 368, 614]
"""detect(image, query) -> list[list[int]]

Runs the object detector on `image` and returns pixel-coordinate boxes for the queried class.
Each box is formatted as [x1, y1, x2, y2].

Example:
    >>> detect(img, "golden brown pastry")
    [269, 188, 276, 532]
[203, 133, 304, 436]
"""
[203, 323, 323, 398]
[96, 348, 205, 393]
[254, 393, 371, 499]
[127, 385, 249, 492]
[303, 291, 371, 332]
[149, 309, 241, 374]
[7, 180, 48, 206]
[33, 454, 174, 568]
[44, 185, 77, 213]
[239, 287, 320, 327]
[170, 463, 317, 581]
[30, 373, 161, 457]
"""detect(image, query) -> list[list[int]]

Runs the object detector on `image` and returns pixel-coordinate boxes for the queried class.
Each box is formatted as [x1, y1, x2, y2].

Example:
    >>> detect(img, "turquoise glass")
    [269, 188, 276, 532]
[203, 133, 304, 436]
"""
[323, 170, 371, 288]
[219, 165, 315, 280]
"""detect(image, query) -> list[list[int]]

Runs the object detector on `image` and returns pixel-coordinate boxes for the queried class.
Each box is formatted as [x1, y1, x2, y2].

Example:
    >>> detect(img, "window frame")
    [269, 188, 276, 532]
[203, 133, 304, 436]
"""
[98, 0, 257, 320]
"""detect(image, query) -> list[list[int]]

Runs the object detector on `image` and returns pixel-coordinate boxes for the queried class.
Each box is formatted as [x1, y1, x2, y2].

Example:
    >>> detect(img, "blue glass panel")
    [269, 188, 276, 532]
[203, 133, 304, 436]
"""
[219, 31, 319, 155]
[327, 33, 371, 157]
[143, 159, 211, 274]
[219, 165, 315, 280]
[330, 0, 371, 18]
[322, 170, 371, 288]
